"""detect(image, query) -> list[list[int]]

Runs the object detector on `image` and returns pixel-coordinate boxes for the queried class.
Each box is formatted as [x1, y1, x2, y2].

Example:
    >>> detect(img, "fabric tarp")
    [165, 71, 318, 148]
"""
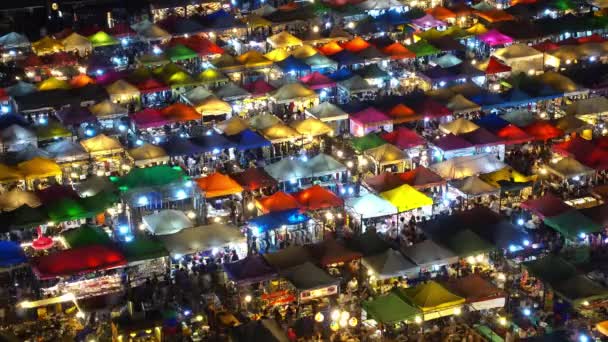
[307, 238, 361, 266]
[264, 157, 309, 182]
[32, 245, 127, 279]
[361, 249, 418, 279]
[345, 193, 398, 219]
[395, 281, 465, 314]
[196, 172, 243, 198]
[363, 292, 421, 324]
[431, 153, 506, 180]
[231, 168, 278, 190]
[224, 255, 277, 284]
[543, 209, 602, 240]
[257, 191, 301, 214]
[143, 210, 194, 235]
[280, 261, 338, 290]
[293, 185, 343, 210]
[62, 225, 112, 248]
[380, 184, 433, 212]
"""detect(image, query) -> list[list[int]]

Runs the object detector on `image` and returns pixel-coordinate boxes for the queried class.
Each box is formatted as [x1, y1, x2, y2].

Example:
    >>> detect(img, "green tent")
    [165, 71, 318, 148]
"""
[166, 44, 198, 62]
[0, 205, 49, 231]
[523, 254, 578, 283]
[62, 225, 112, 248]
[36, 121, 71, 141]
[543, 209, 602, 241]
[111, 165, 189, 192]
[350, 133, 386, 152]
[362, 292, 421, 324]
[88, 31, 119, 48]
[437, 229, 494, 258]
[46, 198, 88, 222]
[407, 41, 440, 57]
[80, 191, 118, 214]
[550, 0, 574, 11]
[120, 236, 168, 262]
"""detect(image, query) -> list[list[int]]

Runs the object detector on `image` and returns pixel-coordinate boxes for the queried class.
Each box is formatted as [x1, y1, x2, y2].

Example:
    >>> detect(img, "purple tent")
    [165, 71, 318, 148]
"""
[477, 29, 513, 47]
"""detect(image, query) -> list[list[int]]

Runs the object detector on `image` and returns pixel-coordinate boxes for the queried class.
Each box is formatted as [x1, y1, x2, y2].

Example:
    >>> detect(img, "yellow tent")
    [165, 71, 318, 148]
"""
[264, 48, 290, 62]
[195, 96, 232, 116]
[106, 80, 140, 102]
[32, 36, 64, 55]
[480, 166, 536, 187]
[597, 321, 608, 336]
[80, 134, 124, 155]
[18, 157, 62, 181]
[466, 23, 488, 36]
[364, 144, 408, 172]
[261, 123, 300, 143]
[243, 14, 272, 29]
[128, 144, 169, 167]
[439, 118, 480, 135]
[153, 63, 199, 87]
[0, 189, 41, 211]
[397, 281, 465, 321]
[248, 114, 282, 130]
[267, 31, 303, 49]
[61, 33, 92, 56]
[290, 117, 333, 137]
[380, 184, 433, 212]
[218, 116, 249, 136]
[37, 77, 71, 91]
[197, 68, 228, 85]
[270, 83, 317, 104]
[0, 164, 23, 184]
[236, 50, 272, 69]
[89, 100, 128, 120]
[291, 44, 318, 59]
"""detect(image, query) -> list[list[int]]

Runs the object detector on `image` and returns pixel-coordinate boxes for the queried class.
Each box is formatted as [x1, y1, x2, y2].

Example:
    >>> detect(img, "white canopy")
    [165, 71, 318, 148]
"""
[0, 32, 30, 49]
[0, 125, 36, 152]
[450, 176, 499, 197]
[61, 33, 92, 57]
[248, 114, 282, 130]
[143, 209, 194, 235]
[546, 157, 595, 179]
[432, 54, 462, 68]
[89, 100, 128, 120]
[215, 82, 251, 101]
[358, 0, 405, 10]
[182, 86, 214, 105]
[308, 153, 346, 177]
[430, 153, 506, 180]
[44, 140, 89, 163]
[270, 83, 317, 104]
[361, 249, 419, 279]
[345, 193, 398, 219]
[305, 102, 349, 122]
[128, 144, 169, 166]
[264, 157, 310, 182]
[158, 223, 246, 257]
[401, 240, 459, 269]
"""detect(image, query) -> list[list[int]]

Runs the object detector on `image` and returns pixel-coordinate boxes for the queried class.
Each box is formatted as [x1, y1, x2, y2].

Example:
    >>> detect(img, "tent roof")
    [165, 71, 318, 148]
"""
[439, 118, 480, 135]
[382, 42, 415, 60]
[0, 189, 40, 212]
[443, 274, 504, 303]
[364, 143, 408, 165]
[477, 29, 513, 47]
[523, 121, 564, 141]
[430, 153, 506, 180]
[446, 95, 481, 113]
[270, 83, 316, 103]
[361, 249, 418, 279]
[17, 157, 61, 181]
[436, 229, 494, 258]
[143, 209, 193, 235]
[0, 32, 29, 49]
[267, 31, 303, 49]
[264, 157, 309, 182]
[261, 123, 300, 143]
[350, 133, 386, 152]
[433, 54, 462, 68]
[257, 191, 301, 213]
[165, 44, 198, 61]
[363, 292, 421, 324]
[111, 165, 188, 191]
[380, 184, 433, 212]
[231, 167, 278, 190]
[224, 255, 277, 284]
[276, 56, 311, 73]
[264, 48, 290, 62]
[106, 79, 139, 96]
[308, 153, 346, 177]
[88, 31, 119, 47]
[215, 82, 251, 101]
[248, 114, 282, 130]
[345, 193, 397, 219]
[290, 117, 333, 137]
[495, 124, 533, 144]
[229, 129, 271, 151]
[62, 225, 112, 248]
[450, 176, 499, 196]
[306, 102, 348, 122]
[299, 72, 336, 90]
[236, 50, 272, 68]
[307, 238, 361, 266]
[365, 172, 406, 193]
[293, 185, 343, 210]
[218, 116, 249, 136]
[132, 108, 171, 129]
[158, 223, 245, 257]
[411, 14, 446, 30]
[32, 245, 127, 279]
[565, 97, 608, 116]
[546, 157, 594, 179]
[194, 96, 232, 116]
[318, 41, 344, 55]
[475, 9, 515, 23]
[398, 166, 446, 189]
[196, 172, 243, 198]
[128, 143, 168, 162]
[161, 103, 201, 122]
[243, 79, 275, 96]
[32, 36, 64, 55]
[0, 240, 27, 267]
[350, 107, 391, 126]
[44, 140, 88, 162]
[120, 235, 168, 262]
[302, 53, 338, 69]
[543, 209, 602, 240]
[280, 261, 338, 290]
[38, 77, 71, 91]
[291, 44, 318, 59]
[263, 245, 312, 270]
[62, 33, 92, 50]
[494, 43, 542, 60]
[396, 280, 465, 311]
[80, 134, 123, 154]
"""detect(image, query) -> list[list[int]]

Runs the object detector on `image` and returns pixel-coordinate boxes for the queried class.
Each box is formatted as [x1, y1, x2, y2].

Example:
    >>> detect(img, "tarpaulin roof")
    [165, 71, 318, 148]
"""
[307, 238, 361, 266]
[290, 117, 332, 137]
[280, 261, 338, 290]
[318, 41, 344, 56]
[382, 42, 415, 59]
[345, 193, 397, 219]
[0, 189, 40, 211]
[432, 54, 462, 68]
[365, 172, 406, 193]
[62, 225, 112, 248]
[243, 79, 275, 97]
[80, 134, 123, 154]
[44, 140, 88, 163]
[32, 36, 64, 55]
[143, 209, 194, 235]
[396, 280, 464, 312]
[364, 144, 407, 166]
[267, 31, 303, 49]
[55, 107, 96, 126]
[257, 191, 301, 213]
[443, 274, 504, 303]
[264, 157, 309, 182]
[451, 176, 499, 196]
[341, 37, 371, 53]
[47, 191, 116, 222]
[436, 229, 494, 258]
[330, 50, 365, 66]
[446, 94, 481, 114]
[260, 123, 300, 143]
[88, 31, 119, 47]
[70, 74, 96, 88]
[308, 153, 346, 177]
[302, 53, 338, 69]
[350, 107, 391, 126]
[495, 124, 533, 144]
[276, 56, 311, 73]
[158, 17, 204, 35]
[544, 209, 602, 240]
[161, 103, 201, 122]
[229, 129, 271, 151]
[433, 134, 473, 151]
[38, 77, 70, 91]
[350, 132, 386, 152]
[231, 168, 277, 191]
[494, 43, 542, 60]
[479, 166, 535, 188]
[383, 104, 416, 123]
[249, 209, 309, 234]
[439, 118, 480, 135]
[193, 96, 232, 116]
[106, 79, 139, 97]
[294, 185, 343, 210]
[132, 108, 171, 129]
[363, 292, 421, 324]
[475, 9, 515, 23]
[264, 48, 290, 62]
[35, 121, 71, 141]
[521, 193, 571, 219]
[270, 83, 316, 103]
[460, 127, 503, 147]
[523, 121, 564, 141]
[547, 157, 594, 179]
[0, 32, 29, 49]
[565, 97, 608, 116]
[120, 235, 168, 263]
[236, 50, 272, 69]
[361, 249, 418, 279]
[196, 172, 243, 198]
[111, 165, 188, 191]
[32, 245, 127, 279]
[215, 82, 251, 101]
[197, 68, 228, 84]
[165, 44, 198, 62]
[17, 157, 61, 181]
[0, 204, 48, 231]
[128, 144, 169, 165]
[137, 24, 172, 41]
[223, 255, 277, 284]
[411, 14, 446, 30]
[0, 241, 26, 267]
[299, 72, 335, 90]
[158, 223, 245, 257]
[477, 29, 513, 47]
[380, 127, 424, 150]
[431, 153, 506, 180]
[248, 114, 282, 131]
[482, 56, 512, 74]
[380, 184, 433, 212]
[291, 45, 318, 59]
[62, 33, 92, 53]
[398, 166, 446, 189]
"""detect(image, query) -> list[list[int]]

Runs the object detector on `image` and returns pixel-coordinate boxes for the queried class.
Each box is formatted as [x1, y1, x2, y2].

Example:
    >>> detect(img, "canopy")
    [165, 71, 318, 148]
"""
[380, 184, 433, 212]
[256, 191, 301, 213]
[198, 68, 228, 85]
[218, 116, 249, 136]
[106, 80, 140, 98]
[481, 56, 512, 74]
[345, 193, 398, 219]
[194, 96, 232, 116]
[350, 107, 391, 127]
[111, 165, 188, 192]
[32, 36, 64, 55]
[261, 123, 300, 143]
[450, 176, 499, 197]
[62, 33, 92, 56]
[248, 114, 282, 131]
[264, 157, 309, 182]
[543, 209, 602, 240]
[0, 241, 27, 268]
[215, 82, 251, 101]
[231, 168, 278, 190]
[302, 53, 338, 70]
[307, 238, 361, 266]
[35, 121, 71, 141]
[166, 44, 198, 62]
[70, 74, 96, 88]
[565, 97, 608, 117]
[439, 118, 480, 135]
[44, 140, 88, 163]
[132, 108, 171, 129]
[0, 125, 36, 151]
[0, 189, 41, 211]
[280, 261, 338, 291]
[363, 293, 421, 324]
[290, 118, 333, 137]
[445, 95, 481, 114]
[276, 56, 311, 73]
[38, 77, 71, 91]
[158, 224, 246, 257]
[55, 107, 96, 126]
[249, 209, 309, 234]
[308, 153, 346, 177]
[17, 157, 61, 181]
[411, 14, 446, 30]
[267, 31, 303, 49]
[236, 50, 272, 69]
[196, 172, 243, 198]
[88, 31, 119, 47]
[32, 245, 127, 279]
[338, 75, 374, 94]
[229, 129, 271, 151]
[495, 124, 533, 145]
[224, 255, 277, 284]
[243, 79, 275, 96]
[430, 154, 506, 180]
[270, 83, 317, 104]
[396, 280, 465, 316]
[0, 32, 29, 49]
[350, 133, 386, 152]
[62, 225, 112, 248]
[432, 54, 462, 68]
[524, 121, 563, 141]
[143, 210, 194, 235]
[382, 42, 415, 60]
[364, 144, 407, 166]
[399, 166, 446, 189]
[475, 9, 514, 23]
[128, 144, 169, 166]
[120, 236, 168, 263]
[305, 102, 348, 122]
[477, 29, 513, 47]
[291, 44, 318, 59]
[521, 193, 571, 219]
[330, 50, 364, 66]
[546, 157, 594, 179]
[318, 41, 344, 56]
[443, 274, 505, 310]
[137, 24, 172, 41]
[80, 134, 123, 155]
[89, 100, 128, 120]
[361, 249, 418, 280]
[161, 103, 201, 123]
[436, 229, 494, 258]
[294, 185, 343, 210]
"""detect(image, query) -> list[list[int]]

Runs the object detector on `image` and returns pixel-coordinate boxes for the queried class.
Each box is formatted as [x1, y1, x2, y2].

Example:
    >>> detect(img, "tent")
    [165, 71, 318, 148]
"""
[543, 209, 602, 240]
[280, 261, 338, 292]
[35, 121, 71, 141]
[17, 157, 61, 182]
[229, 129, 271, 151]
[264, 157, 309, 182]
[495, 124, 533, 145]
[307, 153, 346, 177]
[411, 14, 446, 30]
[158, 223, 246, 257]
[430, 153, 506, 180]
[318, 41, 344, 56]
[88, 31, 119, 47]
[479, 166, 535, 188]
[380, 184, 433, 212]
[350, 133, 386, 152]
[143, 210, 194, 235]
[293, 185, 344, 210]
[248, 114, 282, 131]
[395, 281, 465, 320]
[197, 68, 228, 85]
[434, 134, 473, 154]
[432, 54, 462, 68]
[132, 108, 171, 129]
[477, 29, 513, 47]
[398, 166, 446, 189]
[342, 37, 371, 53]
[89, 100, 128, 120]
[32, 36, 64, 55]
[302, 53, 338, 70]
[38, 77, 71, 91]
[450, 176, 499, 197]
[338, 75, 375, 95]
[290, 118, 333, 137]
[44, 140, 88, 163]
[224, 255, 277, 285]
[70, 74, 96, 88]
[307, 238, 361, 266]
[291, 44, 318, 59]
[383, 104, 417, 124]
[345, 193, 397, 219]
[62, 225, 112, 248]
[546, 157, 594, 179]
[445, 95, 481, 114]
[62, 33, 92, 56]
[128, 144, 169, 166]
[32, 245, 127, 279]
[231, 168, 278, 190]
[236, 50, 272, 69]
[218, 116, 249, 136]
[0, 189, 41, 211]
[80, 134, 123, 155]
[165, 44, 198, 62]
[439, 118, 480, 135]
[365, 172, 406, 193]
[0, 32, 29, 49]
[261, 123, 300, 143]
[524, 121, 563, 141]
[329, 50, 364, 66]
[402, 239, 458, 269]
[0, 125, 36, 152]
[364, 144, 408, 171]
[305, 102, 348, 122]
[435, 229, 494, 259]
[493, 44, 543, 73]
[564, 97, 608, 118]
[9, 145, 50, 164]
[194, 96, 232, 117]
[363, 293, 421, 324]
[554, 115, 590, 133]
[521, 193, 571, 219]
[120, 235, 168, 263]
[382, 42, 415, 60]
[267, 31, 303, 49]
[443, 274, 506, 311]
[0, 240, 27, 268]
[248, 209, 309, 234]
[243, 79, 276, 97]
[270, 83, 317, 104]
[182, 86, 214, 105]
[137, 24, 171, 41]
[501, 110, 536, 127]
[215, 83, 251, 101]
[256, 191, 301, 213]
[161, 103, 201, 123]
[196, 172, 243, 198]
[55, 107, 96, 126]
[106, 80, 140, 103]
[276, 56, 311, 74]
[361, 249, 418, 279]
[350, 107, 392, 136]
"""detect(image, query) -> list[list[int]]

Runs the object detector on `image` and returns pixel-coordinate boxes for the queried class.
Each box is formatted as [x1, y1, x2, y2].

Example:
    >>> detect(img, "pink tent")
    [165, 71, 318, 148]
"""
[299, 72, 336, 90]
[411, 14, 446, 30]
[131, 108, 172, 129]
[477, 29, 513, 47]
[349, 107, 392, 136]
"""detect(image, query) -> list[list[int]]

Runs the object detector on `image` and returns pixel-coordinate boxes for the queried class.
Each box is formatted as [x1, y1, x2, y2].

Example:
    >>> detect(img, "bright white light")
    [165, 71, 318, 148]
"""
[0, 106, 9, 114]
[579, 232, 587, 239]
[212, 148, 220, 154]
[517, 219, 524, 226]
[138, 196, 148, 206]
[509, 245, 517, 252]
[523, 239, 530, 246]
[136, 139, 143, 146]
[176, 190, 187, 199]
[118, 225, 129, 234]
[125, 235, 133, 242]
[96, 69, 103, 76]
[300, 155, 308, 162]
[118, 124, 126, 131]
[290, 178, 297, 184]
[153, 46, 162, 55]
[85, 128, 95, 137]
[211, 248, 219, 255]
[523, 308, 531, 316]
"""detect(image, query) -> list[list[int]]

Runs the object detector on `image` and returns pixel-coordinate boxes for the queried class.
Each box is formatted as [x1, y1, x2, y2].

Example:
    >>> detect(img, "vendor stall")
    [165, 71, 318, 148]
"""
[395, 281, 465, 321]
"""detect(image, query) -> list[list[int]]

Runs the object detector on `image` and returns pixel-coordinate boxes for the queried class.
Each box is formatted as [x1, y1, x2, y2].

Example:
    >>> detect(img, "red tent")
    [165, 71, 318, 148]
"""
[380, 127, 425, 150]
[484, 56, 511, 75]
[434, 134, 473, 151]
[578, 34, 606, 44]
[231, 167, 278, 190]
[45, 52, 78, 66]
[523, 121, 564, 141]
[318, 41, 344, 56]
[495, 124, 533, 145]
[382, 42, 415, 60]
[0, 88, 8, 101]
[131, 108, 172, 129]
[293, 185, 344, 210]
[299, 72, 336, 90]
[32, 245, 127, 279]
[341, 37, 370, 53]
[135, 78, 170, 94]
[385, 103, 418, 123]
[521, 193, 571, 219]
[408, 98, 452, 119]
[532, 40, 559, 52]
[364, 172, 405, 193]
[161, 103, 201, 123]
[108, 23, 135, 38]
[257, 191, 301, 213]
[243, 79, 276, 96]
[70, 74, 96, 88]
[552, 136, 595, 160]
[21, 54, 44, 68]
[398, 166, 446, 189]
[460, 127, 504, 147]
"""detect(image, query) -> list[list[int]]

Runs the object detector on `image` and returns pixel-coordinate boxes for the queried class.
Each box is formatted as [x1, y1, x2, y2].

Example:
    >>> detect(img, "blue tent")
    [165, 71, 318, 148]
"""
[470, 91, 504, 109]
[499, 88, 532, 108]
[328, 68, 354, 82]
[190, 133, 237, 152]
[376, 10, 411, 25]
[330, 50, 365, 67]
[160, 137, 209, 156]
[229, 129, 271, 151]
[276, 56, 311, 74]
[248, 209, 309, 232]
[201, 9, 246, 30]
[0, 241, 26, 268]
[0, 114, 29, 130]
[473, 114, 510, 132]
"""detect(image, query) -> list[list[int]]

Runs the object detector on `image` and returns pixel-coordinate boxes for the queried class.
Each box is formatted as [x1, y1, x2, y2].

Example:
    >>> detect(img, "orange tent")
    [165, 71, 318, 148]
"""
[293, 185, 343, 210]
[70, 74, 96, 88]
[426, 6, 456, 20]
[256, 191, 302, 213]
[475, 10, 514, 23]
[385, 104, 417, 123]
[341, 37, 370, 53]
[161, 103, 202, 123]
[382, 42, 415, 60]
[318, 41, 344, 56]
[196, 172, 243, 198]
